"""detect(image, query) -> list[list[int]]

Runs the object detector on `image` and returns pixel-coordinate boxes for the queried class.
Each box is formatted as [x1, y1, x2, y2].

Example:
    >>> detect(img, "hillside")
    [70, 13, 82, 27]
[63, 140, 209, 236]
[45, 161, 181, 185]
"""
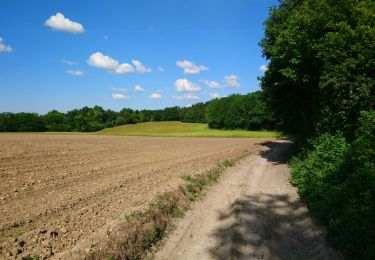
[97, 121, 281, 138]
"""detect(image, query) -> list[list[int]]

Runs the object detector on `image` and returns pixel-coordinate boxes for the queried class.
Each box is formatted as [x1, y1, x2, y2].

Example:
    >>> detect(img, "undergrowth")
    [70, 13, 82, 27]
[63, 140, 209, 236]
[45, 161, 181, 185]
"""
[86, 157, 238, 260]
[290, 111, 375, 259]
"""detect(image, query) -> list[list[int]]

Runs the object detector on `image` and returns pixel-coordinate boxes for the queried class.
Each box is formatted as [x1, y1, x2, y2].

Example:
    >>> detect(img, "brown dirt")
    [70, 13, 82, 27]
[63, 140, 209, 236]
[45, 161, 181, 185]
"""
[0, 134, 269, 259]
[155, 140, 341, 260]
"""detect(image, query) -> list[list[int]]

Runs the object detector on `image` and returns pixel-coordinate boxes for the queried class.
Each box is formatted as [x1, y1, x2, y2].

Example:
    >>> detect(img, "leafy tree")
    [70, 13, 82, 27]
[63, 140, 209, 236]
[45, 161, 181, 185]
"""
[162, 106, 180, 121]
[180, 103, 207, 123]
[0, 112, 46, 132]
[261, 0, 375, 258]
[260, 0, 374, 138]
[43, 110, 71, 131]
[116, 108, 136, 126]
[206, 92, 276, 130]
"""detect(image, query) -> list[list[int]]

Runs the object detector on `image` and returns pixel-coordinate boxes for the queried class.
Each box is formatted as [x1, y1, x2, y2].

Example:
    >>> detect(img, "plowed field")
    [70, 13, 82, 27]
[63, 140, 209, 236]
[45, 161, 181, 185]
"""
[0, 134, 270, 259]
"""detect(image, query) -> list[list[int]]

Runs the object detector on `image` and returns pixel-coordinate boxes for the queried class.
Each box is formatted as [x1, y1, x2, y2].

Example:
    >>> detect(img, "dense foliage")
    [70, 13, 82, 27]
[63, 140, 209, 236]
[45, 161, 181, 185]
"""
[206, 92, 277, 130]
[0, 104, 208, 132]
[0, 92, 276, 132]
[291, 112, 375, 259]
[260, 0, 374, 139]
[261, 0, 374, 258]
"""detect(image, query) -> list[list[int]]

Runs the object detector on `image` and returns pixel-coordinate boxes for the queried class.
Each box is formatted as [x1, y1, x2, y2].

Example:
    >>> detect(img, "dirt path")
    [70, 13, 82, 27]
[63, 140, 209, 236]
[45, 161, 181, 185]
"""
[155, 140, 340, 260]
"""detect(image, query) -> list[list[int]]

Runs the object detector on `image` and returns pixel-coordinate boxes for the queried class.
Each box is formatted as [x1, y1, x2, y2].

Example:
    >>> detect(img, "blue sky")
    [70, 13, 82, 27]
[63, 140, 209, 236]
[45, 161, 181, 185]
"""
[0, 0, 277, 114]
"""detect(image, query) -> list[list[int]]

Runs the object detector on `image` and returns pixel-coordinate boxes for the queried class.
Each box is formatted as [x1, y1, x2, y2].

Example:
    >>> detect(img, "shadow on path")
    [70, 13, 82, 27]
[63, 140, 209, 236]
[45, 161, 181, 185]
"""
[209, 193, 338, 260]
[258, 140, 293, 165]
[208, 141, 340, 260]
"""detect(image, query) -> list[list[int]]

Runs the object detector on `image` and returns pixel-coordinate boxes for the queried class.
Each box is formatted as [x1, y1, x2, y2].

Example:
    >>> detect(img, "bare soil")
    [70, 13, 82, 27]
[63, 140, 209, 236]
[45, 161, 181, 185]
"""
[0, 134, 268, 259]
[155, 140, 341, 260]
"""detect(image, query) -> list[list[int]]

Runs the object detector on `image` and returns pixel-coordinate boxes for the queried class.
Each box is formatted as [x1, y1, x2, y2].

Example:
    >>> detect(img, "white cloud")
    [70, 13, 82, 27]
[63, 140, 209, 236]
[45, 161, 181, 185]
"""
[61, 59, 76, 66]
[134, 85, 144, 92]
[0, 37, 13, 53]
[112, 93, 130, 100]
[115, 63, 134, 74]
[45, 13, 84, 33]
[175, 78, 201, 92]
[87, 52, 134, 74]
[209, 93, 220, 99]
[150, 93, 162, 99]
[224, 75, 241, 88]
[185, 104, 192, 108]
[158, 65, 164, 72]
[174, 93, 200, 100]
[66, 70, 83, 76]
[202, 79, 220, 88]
[111, 87, 128, 92]
[88, 52, 119, 70]
[132, 59, 152, 73]
[259, 65, 268, 73]
[176, 60, 208, 74]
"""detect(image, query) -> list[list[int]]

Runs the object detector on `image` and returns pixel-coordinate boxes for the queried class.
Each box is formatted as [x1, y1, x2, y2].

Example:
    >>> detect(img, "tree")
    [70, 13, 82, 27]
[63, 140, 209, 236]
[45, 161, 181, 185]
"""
[206, 92, 276, 130]
[116, 108, 136, 126]
[43, 110, 71, 131]
[180, 103, 207, 123]
[260, 1, 375, 258]
[260, 0, 374, 139]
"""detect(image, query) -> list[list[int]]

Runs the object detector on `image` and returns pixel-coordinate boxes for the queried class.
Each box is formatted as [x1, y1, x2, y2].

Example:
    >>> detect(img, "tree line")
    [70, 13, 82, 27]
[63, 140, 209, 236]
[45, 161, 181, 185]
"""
[0, 91, 276, 132]
[261, 0, 374, 258]
[0, 105, 203, 132]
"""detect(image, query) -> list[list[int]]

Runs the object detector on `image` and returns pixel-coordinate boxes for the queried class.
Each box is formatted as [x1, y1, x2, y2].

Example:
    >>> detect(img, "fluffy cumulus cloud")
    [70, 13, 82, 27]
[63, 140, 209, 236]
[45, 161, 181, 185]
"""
[202, 79, 220, 88]
[209, 93, 220, 99]
[112, 93, 130, 100]
[174, 93, 200, 100]
[150, 93, 162, 99]
[259, 65, 268, 73]
[0, 37, 13, 53]
[132, 60, 152, 73]
[175, 78, 201, 92]
[45, 13, 84, 33]
[134, 85, 144, 92]
[116, 63, 134, 74]
[88, 52, 119, 70]
[224, 75, 241, 88]
[176, 60, 208, 74]
[66, 70, 83, 76]
[87, 52, 134, 74]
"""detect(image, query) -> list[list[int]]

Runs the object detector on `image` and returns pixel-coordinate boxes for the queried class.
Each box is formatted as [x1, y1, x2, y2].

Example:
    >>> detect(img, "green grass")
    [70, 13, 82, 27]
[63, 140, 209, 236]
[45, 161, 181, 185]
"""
[97, 121, 282, 138]
[0, 121, 283, 138]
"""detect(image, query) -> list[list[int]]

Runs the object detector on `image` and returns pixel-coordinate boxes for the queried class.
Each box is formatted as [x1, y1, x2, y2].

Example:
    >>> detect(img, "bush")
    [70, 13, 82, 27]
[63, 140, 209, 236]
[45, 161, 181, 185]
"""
[291, 133, 349, 220]
[291, 110, 375, 259]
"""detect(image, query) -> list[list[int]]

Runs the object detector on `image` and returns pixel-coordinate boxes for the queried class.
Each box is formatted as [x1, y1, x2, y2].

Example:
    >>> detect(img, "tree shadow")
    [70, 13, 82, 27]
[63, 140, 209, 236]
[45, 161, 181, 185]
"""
[258, 140, 293, 165]
[208, 193, 340, 260]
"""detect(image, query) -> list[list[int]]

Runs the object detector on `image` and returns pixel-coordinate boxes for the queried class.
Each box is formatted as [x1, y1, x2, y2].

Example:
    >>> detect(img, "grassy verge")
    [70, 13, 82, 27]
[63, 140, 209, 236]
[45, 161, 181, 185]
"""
[86, 158, 243, 260]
